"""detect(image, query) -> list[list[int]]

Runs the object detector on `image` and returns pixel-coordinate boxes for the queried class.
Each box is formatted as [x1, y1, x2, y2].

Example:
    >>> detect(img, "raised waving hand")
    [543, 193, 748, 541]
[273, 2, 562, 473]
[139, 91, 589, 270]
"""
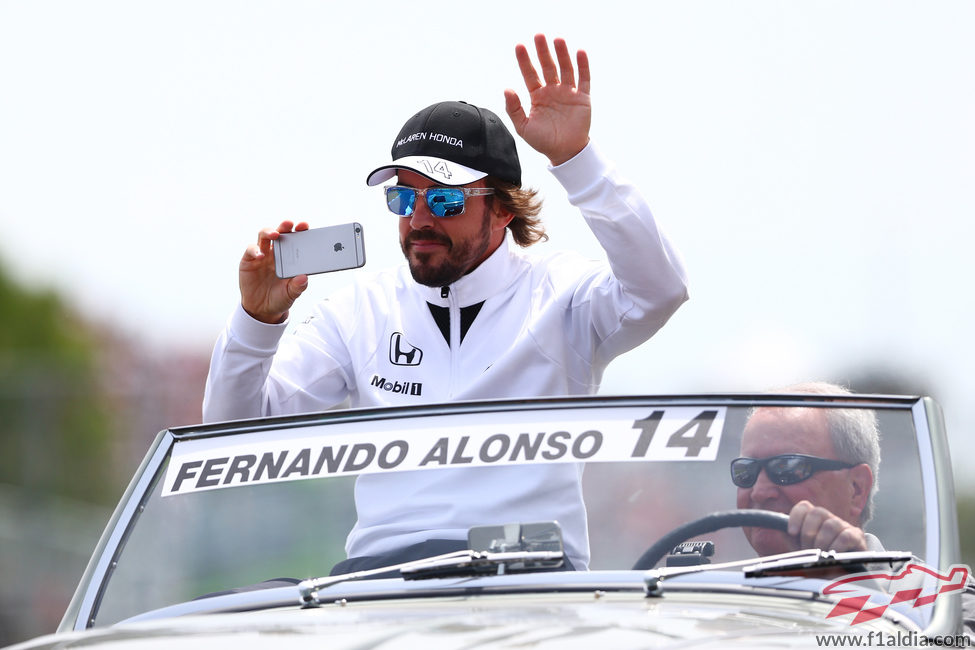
[504, 34, 592, 167]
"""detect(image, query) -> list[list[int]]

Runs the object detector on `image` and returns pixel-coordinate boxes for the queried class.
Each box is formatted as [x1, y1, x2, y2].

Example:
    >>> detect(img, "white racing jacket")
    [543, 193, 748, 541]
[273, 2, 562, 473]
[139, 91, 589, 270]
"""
[203, 143, 689, 569]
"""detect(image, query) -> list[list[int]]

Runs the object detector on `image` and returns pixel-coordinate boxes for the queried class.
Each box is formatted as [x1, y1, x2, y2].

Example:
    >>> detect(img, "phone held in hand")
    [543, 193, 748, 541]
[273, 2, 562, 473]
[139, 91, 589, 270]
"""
[274, 223, 366, 279]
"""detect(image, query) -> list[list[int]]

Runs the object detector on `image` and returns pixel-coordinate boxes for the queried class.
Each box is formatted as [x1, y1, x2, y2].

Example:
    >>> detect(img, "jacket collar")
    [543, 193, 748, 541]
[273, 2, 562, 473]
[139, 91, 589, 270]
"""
[413, 236, 522, 308]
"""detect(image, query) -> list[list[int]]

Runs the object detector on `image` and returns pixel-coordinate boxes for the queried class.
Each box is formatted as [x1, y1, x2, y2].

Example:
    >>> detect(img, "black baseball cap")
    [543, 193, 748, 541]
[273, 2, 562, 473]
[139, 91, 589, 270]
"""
[366, 100, 521, 187]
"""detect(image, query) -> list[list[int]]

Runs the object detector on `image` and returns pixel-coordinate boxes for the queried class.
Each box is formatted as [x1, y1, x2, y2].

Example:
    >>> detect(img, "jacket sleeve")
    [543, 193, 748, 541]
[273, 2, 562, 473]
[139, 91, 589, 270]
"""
[202, 302, 353, 423]
[548, 142, 689, 366]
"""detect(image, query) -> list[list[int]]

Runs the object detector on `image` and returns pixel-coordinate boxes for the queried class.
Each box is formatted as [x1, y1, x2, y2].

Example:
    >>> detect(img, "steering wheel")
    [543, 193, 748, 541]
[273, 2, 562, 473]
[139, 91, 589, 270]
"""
[632, 509, 790, 570]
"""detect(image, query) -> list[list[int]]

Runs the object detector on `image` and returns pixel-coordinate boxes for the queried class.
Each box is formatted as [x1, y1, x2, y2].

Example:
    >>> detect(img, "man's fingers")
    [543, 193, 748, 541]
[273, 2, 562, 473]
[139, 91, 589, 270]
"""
[257, 221, 307, 256]
[554, 38, 575, 88]
[503, 89, 527, 132]
[534, 33, 560, 85]
[796, 507, 832, 547]
[830, 526, 868, 552]
[789, 500, 867, 552]
[787, 500, 814, 537]
[814, 520, 866, 552]
[242, 244, 264, 263]
[288, 274, 309, 300]
[577, 49, 591, 96]
[807, 516, 847, 550]
[515, 43, 542, 92]
[257, 227, 280, 256]
[515, 34, 589, 101]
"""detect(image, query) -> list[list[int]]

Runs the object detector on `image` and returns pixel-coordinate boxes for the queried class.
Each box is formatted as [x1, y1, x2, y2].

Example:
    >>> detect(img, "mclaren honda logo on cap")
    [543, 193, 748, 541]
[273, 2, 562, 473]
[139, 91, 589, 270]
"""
[396, 132, 464, 149]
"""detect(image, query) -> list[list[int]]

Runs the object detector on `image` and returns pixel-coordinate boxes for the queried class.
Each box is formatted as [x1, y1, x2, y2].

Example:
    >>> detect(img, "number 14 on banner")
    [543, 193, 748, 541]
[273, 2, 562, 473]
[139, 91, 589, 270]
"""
[630, 409, 723, 460]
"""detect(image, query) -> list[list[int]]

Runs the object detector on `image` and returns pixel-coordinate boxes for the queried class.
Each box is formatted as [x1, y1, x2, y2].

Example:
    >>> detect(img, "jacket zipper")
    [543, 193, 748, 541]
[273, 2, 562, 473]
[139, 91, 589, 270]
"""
[443, 286, 460, 398]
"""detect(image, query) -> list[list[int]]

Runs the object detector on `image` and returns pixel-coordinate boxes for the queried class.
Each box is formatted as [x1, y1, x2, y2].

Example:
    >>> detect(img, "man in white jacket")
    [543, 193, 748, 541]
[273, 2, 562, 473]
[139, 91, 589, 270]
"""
[203, 34, 689, 572]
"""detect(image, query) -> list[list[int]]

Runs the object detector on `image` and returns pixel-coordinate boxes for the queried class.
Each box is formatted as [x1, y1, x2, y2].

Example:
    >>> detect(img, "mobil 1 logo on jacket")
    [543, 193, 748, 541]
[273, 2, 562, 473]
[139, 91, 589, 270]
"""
[371, 332, 424, 397]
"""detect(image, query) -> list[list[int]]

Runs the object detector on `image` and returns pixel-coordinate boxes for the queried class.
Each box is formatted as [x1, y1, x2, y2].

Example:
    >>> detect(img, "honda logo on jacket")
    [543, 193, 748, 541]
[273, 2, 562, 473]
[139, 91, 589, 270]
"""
[389, 332, 423, 366]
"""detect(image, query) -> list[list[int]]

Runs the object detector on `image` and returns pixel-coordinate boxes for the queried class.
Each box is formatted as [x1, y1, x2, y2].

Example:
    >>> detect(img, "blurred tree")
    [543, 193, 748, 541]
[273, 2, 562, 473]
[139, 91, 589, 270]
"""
[0, 261, 209, 646]
[0, 264, 116, 504]
[841, 367, 935, 398]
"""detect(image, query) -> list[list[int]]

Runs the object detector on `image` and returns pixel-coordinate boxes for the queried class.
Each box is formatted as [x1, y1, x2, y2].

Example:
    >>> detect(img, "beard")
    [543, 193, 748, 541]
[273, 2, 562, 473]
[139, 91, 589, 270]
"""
[401, 213, 492, 287]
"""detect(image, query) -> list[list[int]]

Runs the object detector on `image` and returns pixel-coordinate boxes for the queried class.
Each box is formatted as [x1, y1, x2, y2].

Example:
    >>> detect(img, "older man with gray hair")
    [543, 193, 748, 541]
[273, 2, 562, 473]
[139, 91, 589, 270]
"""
[733, 381, 881, 556]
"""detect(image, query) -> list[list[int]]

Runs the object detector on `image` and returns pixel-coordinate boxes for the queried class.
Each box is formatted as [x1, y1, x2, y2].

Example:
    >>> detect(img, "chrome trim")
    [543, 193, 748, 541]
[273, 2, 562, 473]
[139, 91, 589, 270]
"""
[123, 571, 649, 623]
[918, 397, 965, 637]
[166, 393, 921, 443]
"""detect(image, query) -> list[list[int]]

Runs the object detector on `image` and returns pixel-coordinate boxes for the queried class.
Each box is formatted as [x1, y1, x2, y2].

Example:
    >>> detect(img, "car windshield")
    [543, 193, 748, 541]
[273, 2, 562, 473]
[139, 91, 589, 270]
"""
[77, 395, 939, 628]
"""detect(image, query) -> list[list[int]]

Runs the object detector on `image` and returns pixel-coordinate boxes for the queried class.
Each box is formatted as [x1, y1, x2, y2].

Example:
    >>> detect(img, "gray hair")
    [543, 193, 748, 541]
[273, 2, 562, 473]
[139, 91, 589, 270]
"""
[763, 381, 882, 523]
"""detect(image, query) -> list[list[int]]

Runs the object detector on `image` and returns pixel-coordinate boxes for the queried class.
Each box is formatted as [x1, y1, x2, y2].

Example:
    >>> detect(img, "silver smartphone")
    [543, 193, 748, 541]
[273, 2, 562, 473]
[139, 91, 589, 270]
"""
[274, 223, 366, 278]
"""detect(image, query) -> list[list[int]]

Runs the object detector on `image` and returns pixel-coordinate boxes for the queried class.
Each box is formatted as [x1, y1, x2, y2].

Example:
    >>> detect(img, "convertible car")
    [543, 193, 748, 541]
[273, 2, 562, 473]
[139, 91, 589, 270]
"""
[6, 393, 970, 648]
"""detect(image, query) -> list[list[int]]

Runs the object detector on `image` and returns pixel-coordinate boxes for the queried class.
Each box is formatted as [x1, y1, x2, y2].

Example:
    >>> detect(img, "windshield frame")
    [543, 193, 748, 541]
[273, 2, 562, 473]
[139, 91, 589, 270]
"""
[58, 393, 955, 635]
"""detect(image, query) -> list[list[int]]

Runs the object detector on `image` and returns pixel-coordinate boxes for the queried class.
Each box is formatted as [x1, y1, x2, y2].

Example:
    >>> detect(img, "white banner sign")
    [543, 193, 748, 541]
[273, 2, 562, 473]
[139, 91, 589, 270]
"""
[163, 406, 726, 497]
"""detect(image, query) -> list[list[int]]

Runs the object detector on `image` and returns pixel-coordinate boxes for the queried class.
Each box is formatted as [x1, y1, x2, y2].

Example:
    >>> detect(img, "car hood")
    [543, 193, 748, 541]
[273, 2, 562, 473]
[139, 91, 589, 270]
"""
[11, 587, 915, 649]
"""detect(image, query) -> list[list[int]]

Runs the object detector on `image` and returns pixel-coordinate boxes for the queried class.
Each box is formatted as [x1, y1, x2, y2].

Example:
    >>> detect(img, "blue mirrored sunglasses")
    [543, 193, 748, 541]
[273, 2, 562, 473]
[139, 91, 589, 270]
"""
[384, 185, 495, 218]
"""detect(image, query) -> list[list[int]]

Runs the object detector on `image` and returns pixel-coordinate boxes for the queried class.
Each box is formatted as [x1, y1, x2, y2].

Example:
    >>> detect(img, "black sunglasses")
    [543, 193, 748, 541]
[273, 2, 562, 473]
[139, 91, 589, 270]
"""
[730, 454, 857, 488]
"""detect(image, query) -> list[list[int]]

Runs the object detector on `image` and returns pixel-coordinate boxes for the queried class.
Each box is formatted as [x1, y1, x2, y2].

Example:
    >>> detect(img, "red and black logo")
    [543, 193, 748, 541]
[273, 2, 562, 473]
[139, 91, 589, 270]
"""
[823, 563, 970, 625]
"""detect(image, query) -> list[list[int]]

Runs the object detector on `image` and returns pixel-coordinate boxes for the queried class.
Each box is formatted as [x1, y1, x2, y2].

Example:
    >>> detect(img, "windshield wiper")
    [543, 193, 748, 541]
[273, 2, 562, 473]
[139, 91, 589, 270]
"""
[645, 548, 913, 596]
[297, 549, 565, 607]
[299, 521, 565, 607]
[743, 549, 913, 578]
[298, 550, 469, 607]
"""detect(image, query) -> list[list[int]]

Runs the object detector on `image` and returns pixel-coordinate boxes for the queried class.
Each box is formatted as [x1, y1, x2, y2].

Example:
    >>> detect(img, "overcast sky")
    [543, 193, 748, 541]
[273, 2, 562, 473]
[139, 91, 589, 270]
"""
[1, 2, 973, 483]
